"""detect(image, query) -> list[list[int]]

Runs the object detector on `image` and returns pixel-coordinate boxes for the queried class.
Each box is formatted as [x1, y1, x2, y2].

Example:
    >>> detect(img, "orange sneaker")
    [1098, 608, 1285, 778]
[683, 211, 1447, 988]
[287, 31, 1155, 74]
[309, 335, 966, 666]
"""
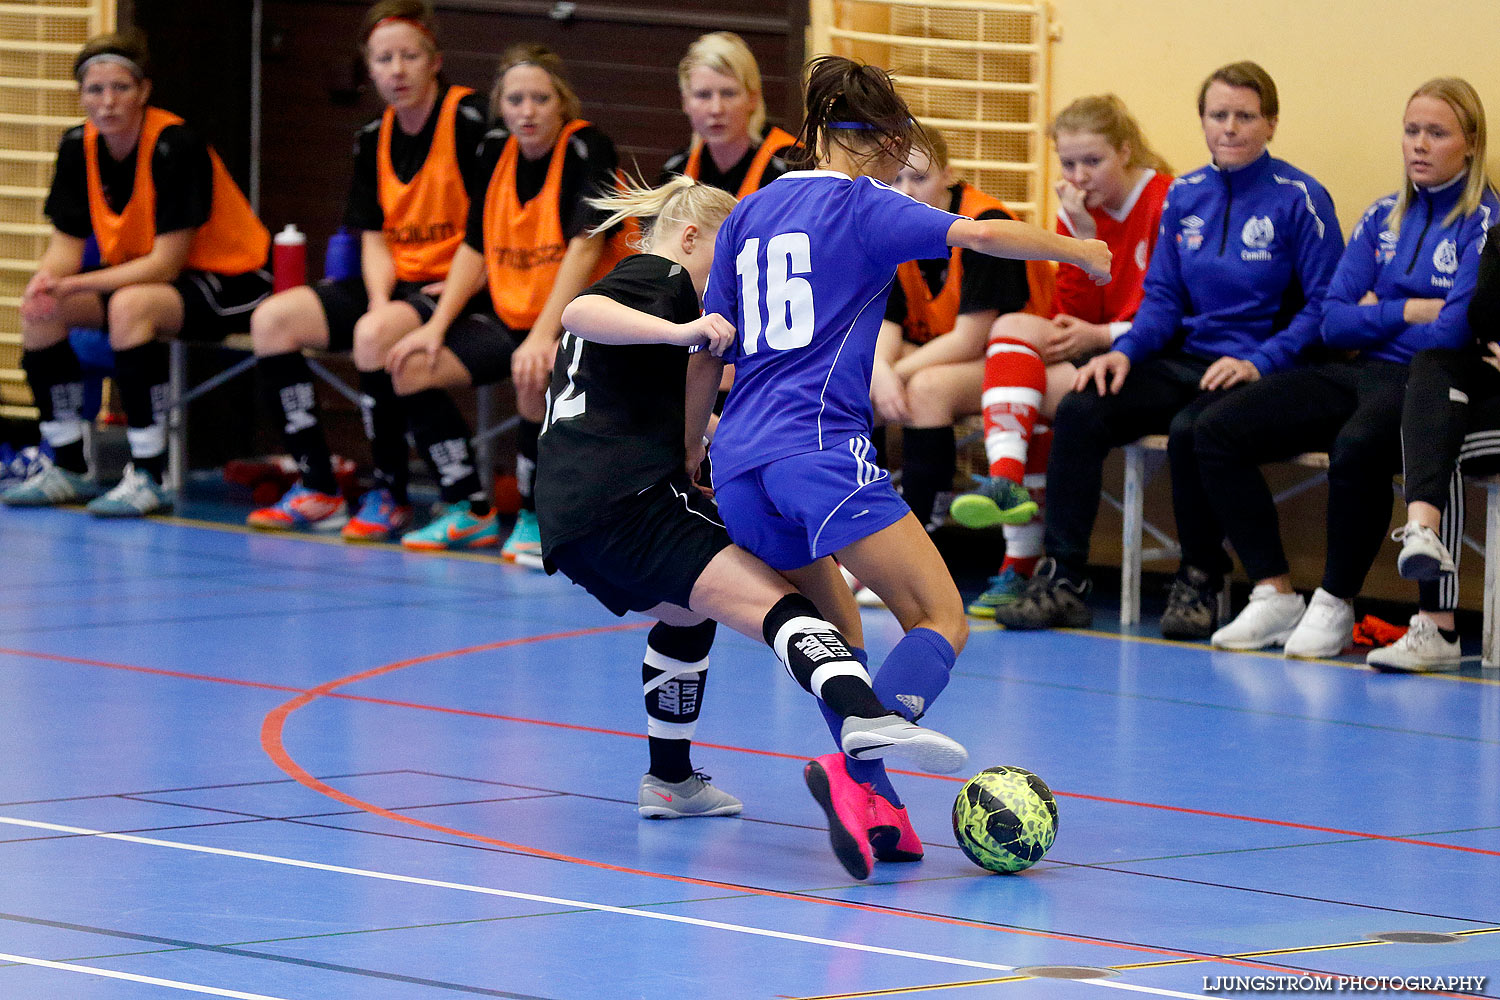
[246, 484, 349, 532]
[341, 488, 414, 542]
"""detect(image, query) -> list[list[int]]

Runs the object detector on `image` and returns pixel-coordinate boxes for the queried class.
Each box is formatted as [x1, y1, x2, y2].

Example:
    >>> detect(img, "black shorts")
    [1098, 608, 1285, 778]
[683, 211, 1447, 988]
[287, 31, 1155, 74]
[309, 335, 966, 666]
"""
[313, 277, 470, 352]
[545, 477, 732, 617]
[447, 311, 522, 386]
[175, 268, 273, 340]
[99, 268, 273, 341]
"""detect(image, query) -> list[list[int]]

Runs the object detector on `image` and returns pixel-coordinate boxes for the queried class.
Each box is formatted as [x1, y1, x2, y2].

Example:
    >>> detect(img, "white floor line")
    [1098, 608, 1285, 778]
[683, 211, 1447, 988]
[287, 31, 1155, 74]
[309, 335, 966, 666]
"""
[0, 951, 291, 999]
[0, 814, 1013, 974]
[0, 813, 1210, 998]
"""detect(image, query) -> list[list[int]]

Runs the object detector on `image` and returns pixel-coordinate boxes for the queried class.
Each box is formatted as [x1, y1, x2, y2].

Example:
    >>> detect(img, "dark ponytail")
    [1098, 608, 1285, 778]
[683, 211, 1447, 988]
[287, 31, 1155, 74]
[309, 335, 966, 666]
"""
[786, 55, 927, 172]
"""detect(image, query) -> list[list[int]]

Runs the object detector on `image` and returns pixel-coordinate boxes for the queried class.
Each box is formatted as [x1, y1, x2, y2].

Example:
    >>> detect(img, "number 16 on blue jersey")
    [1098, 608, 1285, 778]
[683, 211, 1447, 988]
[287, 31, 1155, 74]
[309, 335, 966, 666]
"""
[734, 232, 816, 354]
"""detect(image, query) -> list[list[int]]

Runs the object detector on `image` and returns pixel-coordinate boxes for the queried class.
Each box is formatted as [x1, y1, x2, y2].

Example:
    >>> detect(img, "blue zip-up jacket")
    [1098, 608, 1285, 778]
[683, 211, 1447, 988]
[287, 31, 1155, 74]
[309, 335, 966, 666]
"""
[1116, 151, 1344, 375]
[1321, 174, 1498, 363]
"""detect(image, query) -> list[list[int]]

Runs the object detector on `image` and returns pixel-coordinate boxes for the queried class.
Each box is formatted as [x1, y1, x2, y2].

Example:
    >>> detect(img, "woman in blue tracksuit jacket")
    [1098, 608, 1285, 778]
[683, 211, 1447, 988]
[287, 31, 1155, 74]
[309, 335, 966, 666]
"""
[994, 60, 1344, 634]
[1197, 77, 1499, 661]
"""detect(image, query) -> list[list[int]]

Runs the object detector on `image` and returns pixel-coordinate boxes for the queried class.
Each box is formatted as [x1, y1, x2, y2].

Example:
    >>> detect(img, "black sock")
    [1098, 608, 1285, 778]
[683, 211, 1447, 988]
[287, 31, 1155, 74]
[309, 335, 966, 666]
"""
[1439, 625, 1459, 643]
[53, 439, 86, 474]
[761, 594, 886, 719]
[406, 389, 479, 503]
[21, 341, 88, 473]
[112, 342, 169, 481]
[358, 369, 408, 503]
[647, 738, 694, 784]
[517, 418, 540, 512]
[643, 620, 716, 782]
[467, 492, 491, 517]
[901, 426, 956, 528]
[258, 351, 337, 495]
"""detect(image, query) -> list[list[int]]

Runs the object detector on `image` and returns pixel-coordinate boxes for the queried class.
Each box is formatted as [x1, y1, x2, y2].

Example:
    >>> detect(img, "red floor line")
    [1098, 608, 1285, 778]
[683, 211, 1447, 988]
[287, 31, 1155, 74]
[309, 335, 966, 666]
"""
[0, 647, 306, 695]
[257, 628, 1315, 977]
[5, 641, 1497, 857]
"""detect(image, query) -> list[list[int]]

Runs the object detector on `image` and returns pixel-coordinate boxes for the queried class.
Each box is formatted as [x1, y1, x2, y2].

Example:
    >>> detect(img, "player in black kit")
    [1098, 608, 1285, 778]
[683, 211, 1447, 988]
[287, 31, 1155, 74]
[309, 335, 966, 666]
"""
[534, 176, 967, 877]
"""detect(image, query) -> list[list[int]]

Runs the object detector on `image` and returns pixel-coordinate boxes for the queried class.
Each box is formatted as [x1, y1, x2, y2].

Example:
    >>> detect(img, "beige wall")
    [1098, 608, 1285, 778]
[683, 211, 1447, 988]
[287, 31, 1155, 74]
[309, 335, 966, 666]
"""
[1047, 0, 1500, 235]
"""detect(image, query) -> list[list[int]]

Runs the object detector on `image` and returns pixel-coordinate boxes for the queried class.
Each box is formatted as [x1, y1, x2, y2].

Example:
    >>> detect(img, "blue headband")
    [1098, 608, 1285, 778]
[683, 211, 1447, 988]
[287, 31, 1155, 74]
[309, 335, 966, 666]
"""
[828, 121, 877, 130]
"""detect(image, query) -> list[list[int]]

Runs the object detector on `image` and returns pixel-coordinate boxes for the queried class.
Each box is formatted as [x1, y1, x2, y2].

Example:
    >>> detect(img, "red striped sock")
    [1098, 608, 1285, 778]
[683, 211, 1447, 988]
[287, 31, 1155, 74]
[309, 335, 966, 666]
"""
[1001, 422, 1049, 577]
[981, 337, 1045, 484]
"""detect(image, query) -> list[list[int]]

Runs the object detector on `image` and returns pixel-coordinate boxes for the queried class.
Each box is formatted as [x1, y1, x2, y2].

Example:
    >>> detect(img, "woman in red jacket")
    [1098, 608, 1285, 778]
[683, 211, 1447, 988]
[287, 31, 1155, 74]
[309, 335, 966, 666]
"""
[952, 95, 1173, 617]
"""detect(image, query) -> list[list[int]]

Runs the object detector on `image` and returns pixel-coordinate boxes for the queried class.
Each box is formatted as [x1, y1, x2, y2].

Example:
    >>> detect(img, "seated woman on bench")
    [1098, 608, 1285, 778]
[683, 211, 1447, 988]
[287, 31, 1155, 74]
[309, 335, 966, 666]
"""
[245, 0, 489, 540]
[7, 29, 270, 516]
[383, 43, 629, 557]
[990, 62, 1344, 639]
[1201, 78, 1498, 663]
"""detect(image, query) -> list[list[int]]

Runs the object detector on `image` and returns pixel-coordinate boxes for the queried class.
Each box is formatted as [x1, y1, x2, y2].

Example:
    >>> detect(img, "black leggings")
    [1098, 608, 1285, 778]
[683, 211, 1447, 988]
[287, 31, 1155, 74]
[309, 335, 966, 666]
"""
[1401, 347, 1500, 609]
[1043, 353, 1235, 582]
[1195, 358, 1450, 611]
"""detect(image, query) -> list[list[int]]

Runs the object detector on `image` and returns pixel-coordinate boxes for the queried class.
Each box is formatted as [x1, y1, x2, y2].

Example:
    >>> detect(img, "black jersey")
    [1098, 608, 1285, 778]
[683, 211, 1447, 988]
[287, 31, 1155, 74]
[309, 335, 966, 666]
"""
[344, 85, 489, 232]
[884, 185, 1028, 324]
[536, 253, 701, 554]
[45, 122, 213, 240]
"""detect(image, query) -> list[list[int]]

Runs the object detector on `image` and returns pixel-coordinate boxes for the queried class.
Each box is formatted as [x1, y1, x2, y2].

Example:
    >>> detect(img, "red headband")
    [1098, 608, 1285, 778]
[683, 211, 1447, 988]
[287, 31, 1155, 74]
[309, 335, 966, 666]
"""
[371, 15, 436, 46]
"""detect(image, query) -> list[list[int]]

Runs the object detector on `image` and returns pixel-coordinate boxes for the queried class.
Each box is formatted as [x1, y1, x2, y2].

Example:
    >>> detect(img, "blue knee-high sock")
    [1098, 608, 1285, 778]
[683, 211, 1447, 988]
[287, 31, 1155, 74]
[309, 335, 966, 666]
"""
[816, 646, 902, 806]
[872, 627, 955, 722]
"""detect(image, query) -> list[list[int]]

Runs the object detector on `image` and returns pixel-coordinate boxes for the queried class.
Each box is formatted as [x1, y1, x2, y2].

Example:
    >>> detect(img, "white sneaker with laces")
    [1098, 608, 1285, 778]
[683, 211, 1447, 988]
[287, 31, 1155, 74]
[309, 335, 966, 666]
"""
[86, 464, 172, 518]
[1367, 614, 1463, 673]
[1211, 585, 1306, 650]
[1283, 587, 1355, 658]
[1392, 522, 1455, 580]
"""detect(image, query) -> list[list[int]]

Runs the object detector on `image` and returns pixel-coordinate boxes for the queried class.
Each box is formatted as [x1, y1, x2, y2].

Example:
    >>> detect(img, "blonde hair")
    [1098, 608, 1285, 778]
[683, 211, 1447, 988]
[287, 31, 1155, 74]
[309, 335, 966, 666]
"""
[590, 175, 737, 251]
[1387, 77, 1496, 235]
[677, 32, 767, 143]
[491, 43, 581, 124]
[1050, 94, 1172, 175]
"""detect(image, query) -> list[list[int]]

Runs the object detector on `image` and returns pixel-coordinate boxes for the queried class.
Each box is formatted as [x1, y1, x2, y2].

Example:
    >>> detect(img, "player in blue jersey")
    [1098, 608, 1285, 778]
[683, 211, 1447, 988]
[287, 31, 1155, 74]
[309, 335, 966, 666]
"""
[700, 56, 1111, 878]
[536, 176, 972, 878]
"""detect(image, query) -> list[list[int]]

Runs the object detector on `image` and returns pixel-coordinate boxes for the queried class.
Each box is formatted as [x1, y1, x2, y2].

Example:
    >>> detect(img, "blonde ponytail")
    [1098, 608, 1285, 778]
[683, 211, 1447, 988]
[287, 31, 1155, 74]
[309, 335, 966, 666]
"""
[590, 175, 738, 250]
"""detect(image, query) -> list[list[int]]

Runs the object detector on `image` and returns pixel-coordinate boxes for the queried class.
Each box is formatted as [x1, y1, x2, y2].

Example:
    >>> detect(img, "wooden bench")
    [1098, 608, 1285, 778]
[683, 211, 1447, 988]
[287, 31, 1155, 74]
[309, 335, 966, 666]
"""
[1115, 435, 1500, 668]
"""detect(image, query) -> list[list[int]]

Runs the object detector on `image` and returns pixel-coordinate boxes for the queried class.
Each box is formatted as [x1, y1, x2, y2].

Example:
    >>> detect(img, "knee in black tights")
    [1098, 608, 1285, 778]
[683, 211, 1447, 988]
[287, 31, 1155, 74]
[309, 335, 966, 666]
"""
[647, 619, 717, 663]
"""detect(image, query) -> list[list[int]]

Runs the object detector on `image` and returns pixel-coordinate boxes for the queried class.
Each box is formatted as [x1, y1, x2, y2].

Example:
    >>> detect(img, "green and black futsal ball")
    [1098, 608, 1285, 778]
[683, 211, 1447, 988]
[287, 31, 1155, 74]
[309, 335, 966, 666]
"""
[952, 766, 1058, 873]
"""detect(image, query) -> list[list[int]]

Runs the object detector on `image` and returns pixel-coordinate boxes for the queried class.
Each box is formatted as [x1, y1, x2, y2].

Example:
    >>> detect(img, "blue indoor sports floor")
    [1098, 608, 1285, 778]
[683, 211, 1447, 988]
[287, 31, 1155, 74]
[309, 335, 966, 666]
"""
[1, 504, 1497, 998]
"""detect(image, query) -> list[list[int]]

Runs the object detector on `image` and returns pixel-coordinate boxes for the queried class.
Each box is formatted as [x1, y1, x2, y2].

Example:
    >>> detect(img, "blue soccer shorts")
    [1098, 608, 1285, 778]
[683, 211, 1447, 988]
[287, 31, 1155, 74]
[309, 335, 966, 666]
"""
[713, 434, 911, 571]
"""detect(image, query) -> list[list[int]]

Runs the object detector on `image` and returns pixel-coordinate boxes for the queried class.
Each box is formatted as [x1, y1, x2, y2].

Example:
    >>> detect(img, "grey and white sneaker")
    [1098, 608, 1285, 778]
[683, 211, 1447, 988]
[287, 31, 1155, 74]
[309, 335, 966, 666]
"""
[1160, 566, 1219, 639]
[1283, 587, 1354, 658]
[992, 557, 1092, 630]
[1, 464, 102, 507]
[1367, 614, 1463, 673]
[637, 771, 743, 819]
[1393, 522, 1455, 581]
[840, 714, 968, 774]
[1212, 584, 1307, 650]
[86, 464, 172, 518]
